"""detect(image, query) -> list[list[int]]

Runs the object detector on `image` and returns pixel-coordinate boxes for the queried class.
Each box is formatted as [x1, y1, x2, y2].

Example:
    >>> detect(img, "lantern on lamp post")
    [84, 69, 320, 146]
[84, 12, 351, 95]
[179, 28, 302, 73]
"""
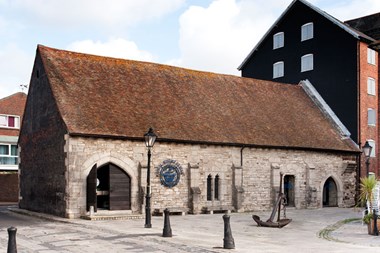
[362, 141, 373, 177]
[144, 128, 157, 228]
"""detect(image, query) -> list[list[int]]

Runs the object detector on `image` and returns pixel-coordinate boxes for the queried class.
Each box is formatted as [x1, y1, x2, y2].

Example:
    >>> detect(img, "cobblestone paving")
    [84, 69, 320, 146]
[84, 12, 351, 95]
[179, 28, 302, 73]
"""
[1, 207, 380, 252]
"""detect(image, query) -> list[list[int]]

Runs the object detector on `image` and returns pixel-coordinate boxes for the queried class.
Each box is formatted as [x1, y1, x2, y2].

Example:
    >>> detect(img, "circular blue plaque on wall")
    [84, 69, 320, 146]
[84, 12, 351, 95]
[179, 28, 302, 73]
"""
[157, 159, 183, 188]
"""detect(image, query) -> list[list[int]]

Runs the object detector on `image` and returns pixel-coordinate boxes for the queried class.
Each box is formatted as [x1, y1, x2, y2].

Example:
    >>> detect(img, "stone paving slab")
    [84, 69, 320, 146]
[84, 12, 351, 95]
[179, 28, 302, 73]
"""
[2, 207, 380, 252]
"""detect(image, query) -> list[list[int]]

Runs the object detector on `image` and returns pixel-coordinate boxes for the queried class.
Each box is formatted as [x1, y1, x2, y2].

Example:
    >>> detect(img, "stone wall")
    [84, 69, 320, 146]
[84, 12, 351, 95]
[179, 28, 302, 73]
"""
[65, 136, 357, 218]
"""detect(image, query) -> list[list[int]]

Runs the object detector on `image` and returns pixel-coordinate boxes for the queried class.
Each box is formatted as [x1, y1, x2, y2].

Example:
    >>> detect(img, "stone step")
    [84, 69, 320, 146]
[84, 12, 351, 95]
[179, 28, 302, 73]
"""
[81, 214, 143, 221]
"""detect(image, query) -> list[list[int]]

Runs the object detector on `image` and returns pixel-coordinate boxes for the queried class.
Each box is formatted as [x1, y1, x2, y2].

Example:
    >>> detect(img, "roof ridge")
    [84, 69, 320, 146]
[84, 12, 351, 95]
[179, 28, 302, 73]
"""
[37, 44, 239, 79]
[0, 92, 27, 101]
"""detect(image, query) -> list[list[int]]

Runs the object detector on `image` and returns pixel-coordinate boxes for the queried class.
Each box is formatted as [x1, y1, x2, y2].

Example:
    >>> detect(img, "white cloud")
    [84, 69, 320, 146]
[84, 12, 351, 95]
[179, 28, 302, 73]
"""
[0, 44, 33, 96]
[67, 38, 155, 62]
[173, 0, 380, 75]
[316, 0, 380, 21]
[174, 0, 289, 75]
[10, 0, 185, 28]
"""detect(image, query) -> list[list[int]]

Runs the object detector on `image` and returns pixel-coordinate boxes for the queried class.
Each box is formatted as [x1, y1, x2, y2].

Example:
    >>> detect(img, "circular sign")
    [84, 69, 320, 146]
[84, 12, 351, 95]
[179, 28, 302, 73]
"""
[157, 159, 183, 188]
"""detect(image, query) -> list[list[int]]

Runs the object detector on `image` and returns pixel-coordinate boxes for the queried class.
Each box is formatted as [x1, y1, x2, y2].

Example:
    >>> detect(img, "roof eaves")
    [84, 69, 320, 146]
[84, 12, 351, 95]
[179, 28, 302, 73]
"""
[299, 0, 365, 40]
[68, 132, 360, 154]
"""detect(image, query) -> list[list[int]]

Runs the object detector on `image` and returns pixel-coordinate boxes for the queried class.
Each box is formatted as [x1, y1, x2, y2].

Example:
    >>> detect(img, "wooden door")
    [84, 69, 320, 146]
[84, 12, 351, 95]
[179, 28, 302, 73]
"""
[87, 164, 97, 212]
[109, 164, 131, 210]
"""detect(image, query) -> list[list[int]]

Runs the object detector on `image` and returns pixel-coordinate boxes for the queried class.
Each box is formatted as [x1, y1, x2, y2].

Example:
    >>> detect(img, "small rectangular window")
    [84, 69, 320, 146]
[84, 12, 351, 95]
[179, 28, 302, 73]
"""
[368, 48, 376, 65]
[368, 140, 376, 157]
[214, 175, 219, 200]
[0, 115, 7, 127]
[368, 77, 376, 95]
[273, 61, 284, 78]
[273, 32, 284, 49]
[207, 175, 212, 201]
[301, 54, 313, 72]
[0, 115, 20, 129]
[301, 22, 313, 41]
[0, 144, 18, 165]
[368, 109, 376, 126]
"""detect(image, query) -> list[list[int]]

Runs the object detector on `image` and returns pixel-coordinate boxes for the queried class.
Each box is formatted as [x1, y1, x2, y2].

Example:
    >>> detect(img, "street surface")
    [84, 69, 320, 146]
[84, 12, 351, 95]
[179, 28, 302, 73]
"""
[1, 204, 380, 252]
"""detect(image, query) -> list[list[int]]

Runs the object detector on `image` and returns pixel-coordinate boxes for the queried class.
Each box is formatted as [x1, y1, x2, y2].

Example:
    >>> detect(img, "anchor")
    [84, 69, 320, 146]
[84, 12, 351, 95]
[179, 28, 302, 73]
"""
[252, 172, 292, 228]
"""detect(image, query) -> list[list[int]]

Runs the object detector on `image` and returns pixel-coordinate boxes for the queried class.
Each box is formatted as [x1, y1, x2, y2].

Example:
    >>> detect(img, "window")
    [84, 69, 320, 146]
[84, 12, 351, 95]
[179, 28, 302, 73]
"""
[368, 48, 376, 65]
[368, 77, 376, 95]
[368, 109, 376, 126]
[214, 175, 219, 200]
[273, 61, 284, 78]
[0, 144, 18, 165]
[301, 22, 313, 41]
[207, 175, 212, 201]
[301, 54, 313, 72]
[368, 140, 376, 157]
[273, 32, 284, 49]
[0, 115, 20, 129]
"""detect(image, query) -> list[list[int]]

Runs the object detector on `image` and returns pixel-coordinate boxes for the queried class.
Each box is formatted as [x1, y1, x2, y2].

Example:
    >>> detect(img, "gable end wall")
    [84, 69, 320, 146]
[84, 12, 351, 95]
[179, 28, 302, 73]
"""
[19, 52, 68, 217]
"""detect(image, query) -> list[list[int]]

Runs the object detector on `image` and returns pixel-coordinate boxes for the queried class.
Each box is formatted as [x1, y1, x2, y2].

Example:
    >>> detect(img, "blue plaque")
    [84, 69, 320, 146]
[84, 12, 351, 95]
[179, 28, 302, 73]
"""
[157, 159, 183, 188]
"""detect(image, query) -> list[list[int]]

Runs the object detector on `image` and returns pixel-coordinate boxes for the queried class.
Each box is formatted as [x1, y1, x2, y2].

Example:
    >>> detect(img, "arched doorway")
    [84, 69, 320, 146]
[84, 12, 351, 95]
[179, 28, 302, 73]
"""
[284, 175, 295, 207]
[323, 177, 338, 207]
[87, 163, 131, 211]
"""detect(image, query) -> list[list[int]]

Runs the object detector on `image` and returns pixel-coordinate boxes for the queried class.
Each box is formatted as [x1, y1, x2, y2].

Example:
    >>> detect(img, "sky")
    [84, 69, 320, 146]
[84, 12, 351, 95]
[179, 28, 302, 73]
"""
[1, 0, 380, 98]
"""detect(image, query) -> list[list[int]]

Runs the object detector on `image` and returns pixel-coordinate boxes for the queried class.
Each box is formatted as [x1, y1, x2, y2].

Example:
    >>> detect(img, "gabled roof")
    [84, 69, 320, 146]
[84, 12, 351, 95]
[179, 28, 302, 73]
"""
[238, 0, 375, 70]
[36, 45, 358, 153]
[0, 92, 27, 116]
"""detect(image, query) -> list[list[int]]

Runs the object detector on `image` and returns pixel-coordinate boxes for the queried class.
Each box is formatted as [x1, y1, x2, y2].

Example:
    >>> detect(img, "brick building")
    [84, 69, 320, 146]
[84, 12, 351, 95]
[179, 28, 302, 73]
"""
[0, 92, 27, 201]
[19, 45, 359, 218]
[238, 0, 379, 178]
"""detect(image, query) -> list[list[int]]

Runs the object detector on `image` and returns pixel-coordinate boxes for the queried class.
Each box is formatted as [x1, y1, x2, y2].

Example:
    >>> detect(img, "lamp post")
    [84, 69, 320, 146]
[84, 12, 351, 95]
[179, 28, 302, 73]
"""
[362, 141, 373, 177]
[144, 127, 157, 228]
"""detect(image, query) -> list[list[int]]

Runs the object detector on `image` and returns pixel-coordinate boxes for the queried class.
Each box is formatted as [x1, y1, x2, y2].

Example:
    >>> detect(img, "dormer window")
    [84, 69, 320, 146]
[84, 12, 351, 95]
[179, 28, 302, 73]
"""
[0, 115, 20, 129]
[301, 22, 313, 41]
[273, 32, 284, 49]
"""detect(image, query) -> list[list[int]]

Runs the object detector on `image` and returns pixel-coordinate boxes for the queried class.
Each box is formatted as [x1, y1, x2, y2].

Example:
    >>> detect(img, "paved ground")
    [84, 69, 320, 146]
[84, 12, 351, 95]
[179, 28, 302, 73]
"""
[1, 205, 380, 252]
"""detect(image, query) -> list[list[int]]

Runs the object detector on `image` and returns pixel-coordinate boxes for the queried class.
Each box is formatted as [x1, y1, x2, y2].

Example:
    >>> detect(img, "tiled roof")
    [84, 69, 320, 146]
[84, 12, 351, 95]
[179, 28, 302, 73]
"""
[0, 92, 27, 116]
[37, 45, 358, 152]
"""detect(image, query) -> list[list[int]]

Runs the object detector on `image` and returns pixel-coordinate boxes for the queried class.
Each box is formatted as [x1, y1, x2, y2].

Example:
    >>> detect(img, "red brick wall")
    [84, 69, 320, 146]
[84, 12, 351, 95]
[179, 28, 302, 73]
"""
[0, 173, 18, 202]
[358, 41, 379, 177]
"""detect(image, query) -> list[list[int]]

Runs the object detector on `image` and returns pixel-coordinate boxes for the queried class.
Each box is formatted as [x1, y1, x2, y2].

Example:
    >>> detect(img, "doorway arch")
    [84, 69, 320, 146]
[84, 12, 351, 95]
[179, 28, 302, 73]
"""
[284, 175, 295, 207]
[87, 163, 131, 211]
[323, 177, 338, 207]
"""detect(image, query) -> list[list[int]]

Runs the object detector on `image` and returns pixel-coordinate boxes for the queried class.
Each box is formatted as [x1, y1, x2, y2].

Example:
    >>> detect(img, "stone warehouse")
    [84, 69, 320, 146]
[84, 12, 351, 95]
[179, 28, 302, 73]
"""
[19, 45, 359, 218]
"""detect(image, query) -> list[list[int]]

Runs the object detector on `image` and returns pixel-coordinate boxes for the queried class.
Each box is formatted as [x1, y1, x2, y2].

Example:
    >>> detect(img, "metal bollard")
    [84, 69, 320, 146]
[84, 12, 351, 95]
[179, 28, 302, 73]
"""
[373, 209, 378, 236]
[7, 227, 17, 253]
[162, 208, 172, 237]
[223, 214, 235, 249]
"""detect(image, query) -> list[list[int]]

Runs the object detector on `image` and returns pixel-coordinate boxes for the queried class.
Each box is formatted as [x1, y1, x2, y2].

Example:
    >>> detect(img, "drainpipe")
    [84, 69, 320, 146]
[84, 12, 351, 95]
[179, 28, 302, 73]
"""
[240, 146, 247, 167]
[357, 41, 362, 204]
